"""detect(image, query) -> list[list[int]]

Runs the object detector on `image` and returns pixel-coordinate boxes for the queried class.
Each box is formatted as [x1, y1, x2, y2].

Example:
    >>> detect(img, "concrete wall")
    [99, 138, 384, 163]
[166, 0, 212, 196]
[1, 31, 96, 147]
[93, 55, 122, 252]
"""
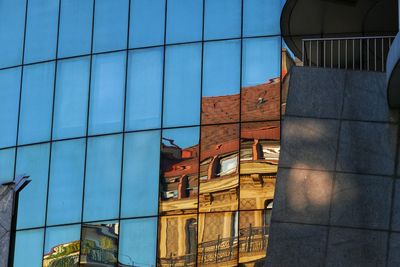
[266, 67, 400, 267]
[0, 185, 13, 267]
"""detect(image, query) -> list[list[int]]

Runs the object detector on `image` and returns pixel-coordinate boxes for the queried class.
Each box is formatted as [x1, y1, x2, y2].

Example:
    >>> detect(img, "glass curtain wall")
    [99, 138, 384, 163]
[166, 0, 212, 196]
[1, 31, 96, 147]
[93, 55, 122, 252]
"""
[0, 0, 289, 266]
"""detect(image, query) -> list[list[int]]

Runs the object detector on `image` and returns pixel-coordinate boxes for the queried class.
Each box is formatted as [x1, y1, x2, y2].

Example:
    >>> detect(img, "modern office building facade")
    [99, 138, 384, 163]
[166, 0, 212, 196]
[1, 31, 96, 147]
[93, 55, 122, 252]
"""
[0, 0, 286, 266]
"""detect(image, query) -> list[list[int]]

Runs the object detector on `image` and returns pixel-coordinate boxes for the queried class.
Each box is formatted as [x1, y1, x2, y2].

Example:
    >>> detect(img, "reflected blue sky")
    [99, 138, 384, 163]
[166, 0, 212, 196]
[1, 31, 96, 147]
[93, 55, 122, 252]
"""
[162, 127, 199, 149]
[14, 229, 44, 267]
[0, 148, 15, 184]
[242, 37, 281, 86]
[203, 40, 240, 97]
[119, 218, 157, 266]
[44, 225, 80, 254]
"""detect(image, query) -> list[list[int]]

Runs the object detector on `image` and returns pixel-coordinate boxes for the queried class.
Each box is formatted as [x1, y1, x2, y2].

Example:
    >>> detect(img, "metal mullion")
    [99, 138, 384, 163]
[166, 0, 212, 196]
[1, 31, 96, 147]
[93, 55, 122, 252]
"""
[115, 0, 131, 265]
[41, 0, 62, 265]
[155, 0, 168, 265]
[236, 0, 244, 266]
[194, 0, 206, 266]
[8, 0, 30, 265]
[78, 0, 96, 263]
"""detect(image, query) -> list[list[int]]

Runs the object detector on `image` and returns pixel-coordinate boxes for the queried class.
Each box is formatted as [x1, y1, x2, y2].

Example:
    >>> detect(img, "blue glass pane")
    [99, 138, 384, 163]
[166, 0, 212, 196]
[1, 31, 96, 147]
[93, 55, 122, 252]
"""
[242, 37, 281, 87]
[24, 0, 59, 64]
[93, 0, 129, 53]
[43, 225, 80, 266]
[202, 40, 241, 124]
[0, 148, 15, 184]
[18, 62, 55, 145]
[14, 229, 44, 267]
[119, 218, 157, 266]
[0, 0, 26, 68]
[121, 131, 160, 218]
[53, 57, 90, 140]
[47, 139, 85, 226]
[204, 0, 241, 40]
[163, 44, 201, 127]
[0, 67, 21, 148]
[83, 135, 122, 222]
[89, 52, 126, 135]
[126, 48, 163, 131]
[243, 0, 281, 37]
[166, 0, 203, 44]
[130, 0, 165, 48]
[16, 144, 50, 229]
[58, 0, 93, 58]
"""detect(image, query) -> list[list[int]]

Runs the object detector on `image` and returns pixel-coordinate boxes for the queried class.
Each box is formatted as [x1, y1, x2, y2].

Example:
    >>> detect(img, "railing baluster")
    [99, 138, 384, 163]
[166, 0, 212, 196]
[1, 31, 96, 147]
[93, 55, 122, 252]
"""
[367, 39, 370, 71]
[345, 40, 348, 69]
[324, 40, 326, 68]
[338, 40, 341, 68]
[302, 40, 305, 65]
[331, 40, 333, 68]
[382, 38, 384, 72]
[360, 39, 362, 70]
[316, 40, 319, 67]
[309, 40, 312, 67]
[352, 39, 355, 70]
[374, 38, 377, 71]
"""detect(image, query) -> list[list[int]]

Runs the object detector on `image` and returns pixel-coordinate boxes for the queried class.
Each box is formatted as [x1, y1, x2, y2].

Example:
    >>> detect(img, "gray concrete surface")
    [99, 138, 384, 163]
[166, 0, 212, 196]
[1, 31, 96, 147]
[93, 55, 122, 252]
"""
[266, 67, 400, 267]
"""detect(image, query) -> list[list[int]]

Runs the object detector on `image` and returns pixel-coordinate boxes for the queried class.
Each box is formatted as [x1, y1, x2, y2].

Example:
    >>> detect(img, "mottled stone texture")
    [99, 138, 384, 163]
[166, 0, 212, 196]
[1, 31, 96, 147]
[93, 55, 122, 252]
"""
[0, 185, 13, 267]
[267, 67, 400, 267]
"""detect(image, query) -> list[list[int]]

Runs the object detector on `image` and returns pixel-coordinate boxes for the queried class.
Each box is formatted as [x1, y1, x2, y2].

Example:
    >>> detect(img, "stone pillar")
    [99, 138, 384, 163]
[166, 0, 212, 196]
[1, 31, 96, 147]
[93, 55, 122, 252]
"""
[0, 184, 14, 267]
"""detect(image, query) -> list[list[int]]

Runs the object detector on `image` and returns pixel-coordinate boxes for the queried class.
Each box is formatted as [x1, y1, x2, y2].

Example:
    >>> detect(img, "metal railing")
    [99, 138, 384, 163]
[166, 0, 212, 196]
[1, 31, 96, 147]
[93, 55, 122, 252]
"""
[158, 226, 269, 266]
[302, 36, 396, 72]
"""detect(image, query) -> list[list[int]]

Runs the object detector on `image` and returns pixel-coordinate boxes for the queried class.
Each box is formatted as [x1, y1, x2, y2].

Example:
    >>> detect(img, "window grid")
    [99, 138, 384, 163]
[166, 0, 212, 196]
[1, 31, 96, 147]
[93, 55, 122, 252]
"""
[5, 0, 284, 266]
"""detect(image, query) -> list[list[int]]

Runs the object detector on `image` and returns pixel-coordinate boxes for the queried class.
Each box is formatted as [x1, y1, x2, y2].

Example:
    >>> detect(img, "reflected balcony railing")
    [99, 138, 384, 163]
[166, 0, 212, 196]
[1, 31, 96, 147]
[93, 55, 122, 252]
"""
[302, 36, 396, 72]
[158, 226, 269, 267]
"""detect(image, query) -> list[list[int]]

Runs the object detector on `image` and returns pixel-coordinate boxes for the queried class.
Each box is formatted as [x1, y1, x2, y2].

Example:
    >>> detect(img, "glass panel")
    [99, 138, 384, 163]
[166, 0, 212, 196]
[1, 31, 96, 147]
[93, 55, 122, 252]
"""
[160, 127, 199, 215]
[0, 148, 15, 184]
[204, 0, 241, 40]
[166, 0, 203, 44]
[130, 0, 165, 48]
[241, 37, 281, 122]
[89, 52, 126, 135]
[197, 212, 238, 266]
[58, 0, 93, 58]
[243, 0, 281, 37]
[0, 0, 26, 68]
[16, 144, 50, 229]
[18, 62, 55, 145]
[126, 48, 163, 131]
[93, 0, 129, 53]
[121, 131, 160, 218]
[119, 218, 157, 266]
[158, 214, 197, 266]
[80, 221, 119, 266]
[238, 210, 270, 265]
[0, 67, 21, 148]
[43, 225, 81, 267]
[47, 139, 85, 225]
[240, 121, 280, 210]
[163, 44, 201, 128]
[13, 229, 44, 267]
[24, 0, 59, 64]
[199, 124, 239, 212]
[202, 40, 240, 124]
[83, 135, 122, 222]
[53, 57, 90, 140]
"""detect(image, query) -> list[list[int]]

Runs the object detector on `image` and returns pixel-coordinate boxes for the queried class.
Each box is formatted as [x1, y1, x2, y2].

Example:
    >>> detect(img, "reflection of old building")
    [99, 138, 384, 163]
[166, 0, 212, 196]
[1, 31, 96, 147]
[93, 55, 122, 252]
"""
[160, 138, 199, 215]
[158, 214, 198, 267]
[157, 75, 284, 266]
[80, 223, 119, 267]
[43, 241, 80, 267]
